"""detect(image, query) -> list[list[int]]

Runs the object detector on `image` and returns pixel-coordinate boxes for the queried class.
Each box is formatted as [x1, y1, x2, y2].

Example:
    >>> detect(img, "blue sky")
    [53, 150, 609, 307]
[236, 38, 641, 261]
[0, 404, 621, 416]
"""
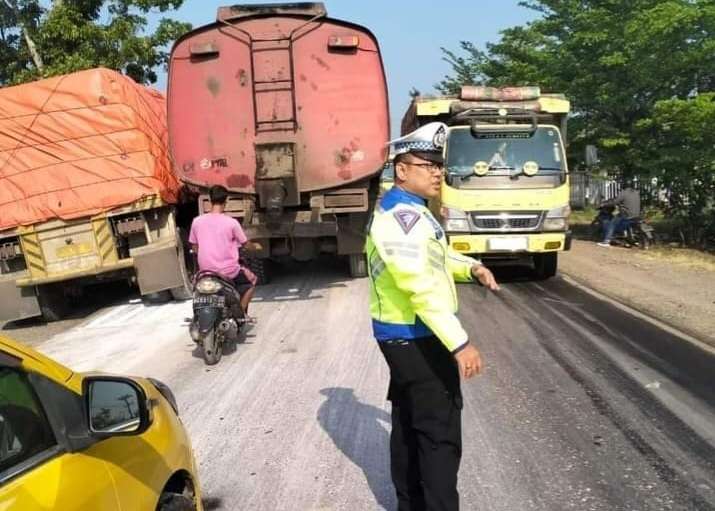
[151, 1, 537, 135]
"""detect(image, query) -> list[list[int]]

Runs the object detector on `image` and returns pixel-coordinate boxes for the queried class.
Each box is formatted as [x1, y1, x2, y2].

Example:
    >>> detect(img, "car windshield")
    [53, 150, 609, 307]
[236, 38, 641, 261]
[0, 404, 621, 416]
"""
[445, 126, 566, 189]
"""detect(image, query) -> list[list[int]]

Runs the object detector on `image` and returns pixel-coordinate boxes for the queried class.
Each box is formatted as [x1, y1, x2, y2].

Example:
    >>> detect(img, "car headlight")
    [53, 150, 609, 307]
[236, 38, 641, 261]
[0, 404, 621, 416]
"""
[196, 277, 222, 294]
[441, 206, 470, 233]
[543, 204, 571, 231]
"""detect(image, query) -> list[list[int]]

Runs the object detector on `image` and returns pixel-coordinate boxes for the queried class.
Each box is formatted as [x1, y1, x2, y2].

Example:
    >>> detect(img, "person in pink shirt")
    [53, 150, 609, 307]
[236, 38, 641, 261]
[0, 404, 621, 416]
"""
[189, 185, 259, 314]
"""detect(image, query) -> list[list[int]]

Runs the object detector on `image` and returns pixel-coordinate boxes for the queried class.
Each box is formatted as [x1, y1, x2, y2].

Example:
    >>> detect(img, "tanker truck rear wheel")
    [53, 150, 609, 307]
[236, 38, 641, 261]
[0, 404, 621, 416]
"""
[243, 257, 270, 285]
[349, 253, 368, 278]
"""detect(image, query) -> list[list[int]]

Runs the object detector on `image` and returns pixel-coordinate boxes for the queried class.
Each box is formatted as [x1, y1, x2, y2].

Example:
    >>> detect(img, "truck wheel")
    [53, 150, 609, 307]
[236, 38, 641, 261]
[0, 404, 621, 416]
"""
[171, 228, 193, 301]
[533, 252, 558, 280]
[36, 284, 69, 322]
[349, 253, 368, 278]
[243, 257, 270, 285]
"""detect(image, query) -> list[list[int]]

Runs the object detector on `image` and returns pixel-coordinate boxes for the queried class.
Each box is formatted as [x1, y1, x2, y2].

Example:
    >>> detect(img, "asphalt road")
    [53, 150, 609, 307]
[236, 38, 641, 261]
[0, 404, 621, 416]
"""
[17, 260, 715, 510]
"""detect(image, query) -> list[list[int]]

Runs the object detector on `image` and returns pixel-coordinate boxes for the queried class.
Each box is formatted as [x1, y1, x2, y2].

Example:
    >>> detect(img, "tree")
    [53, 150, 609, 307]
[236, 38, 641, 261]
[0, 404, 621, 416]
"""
[437, 1, 715, 177]
[635, 93, 715, 245]
[0, 0, 191, 86]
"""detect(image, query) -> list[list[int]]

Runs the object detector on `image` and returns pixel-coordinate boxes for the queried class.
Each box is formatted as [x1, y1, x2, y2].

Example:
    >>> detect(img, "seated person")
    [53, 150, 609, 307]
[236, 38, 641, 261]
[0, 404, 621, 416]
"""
[189, 185, 260, 314]
[598, 185, 641, 247]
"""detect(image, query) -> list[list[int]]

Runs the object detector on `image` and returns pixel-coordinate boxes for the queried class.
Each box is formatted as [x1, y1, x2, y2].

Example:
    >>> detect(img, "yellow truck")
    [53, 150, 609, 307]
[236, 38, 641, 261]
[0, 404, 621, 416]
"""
[0, 69, 192, 322]
[402, 86, 572, 279]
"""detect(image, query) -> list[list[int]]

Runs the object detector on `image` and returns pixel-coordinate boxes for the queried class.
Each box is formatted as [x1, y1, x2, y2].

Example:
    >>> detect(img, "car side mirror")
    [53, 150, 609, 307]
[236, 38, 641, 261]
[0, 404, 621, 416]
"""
[84, 377, 150, 437]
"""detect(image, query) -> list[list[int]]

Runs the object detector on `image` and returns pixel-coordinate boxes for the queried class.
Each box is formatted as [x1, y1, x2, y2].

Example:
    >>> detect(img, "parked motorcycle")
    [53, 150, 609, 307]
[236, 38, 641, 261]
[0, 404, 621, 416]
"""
[591, 205, 655, 249]
[189, 271, 248, 365]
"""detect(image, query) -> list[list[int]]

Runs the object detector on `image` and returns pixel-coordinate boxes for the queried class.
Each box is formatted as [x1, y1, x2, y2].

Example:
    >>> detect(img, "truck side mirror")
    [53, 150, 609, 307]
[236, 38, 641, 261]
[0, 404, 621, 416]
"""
[84, 377, 150, 437]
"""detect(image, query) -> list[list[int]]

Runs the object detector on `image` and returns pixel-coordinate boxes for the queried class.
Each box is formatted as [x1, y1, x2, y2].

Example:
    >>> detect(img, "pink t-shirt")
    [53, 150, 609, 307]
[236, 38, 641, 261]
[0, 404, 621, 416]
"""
[189, 213, 248, 279]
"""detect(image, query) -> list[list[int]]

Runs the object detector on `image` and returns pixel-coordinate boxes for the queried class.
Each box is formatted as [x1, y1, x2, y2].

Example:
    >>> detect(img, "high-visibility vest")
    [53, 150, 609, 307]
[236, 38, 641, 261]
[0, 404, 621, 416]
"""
[366, 186, 480, 352]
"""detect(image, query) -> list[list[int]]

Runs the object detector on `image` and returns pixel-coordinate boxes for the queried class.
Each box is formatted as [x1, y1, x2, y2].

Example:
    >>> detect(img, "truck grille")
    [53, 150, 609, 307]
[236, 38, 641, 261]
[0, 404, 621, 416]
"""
[471, 212, 543, 231]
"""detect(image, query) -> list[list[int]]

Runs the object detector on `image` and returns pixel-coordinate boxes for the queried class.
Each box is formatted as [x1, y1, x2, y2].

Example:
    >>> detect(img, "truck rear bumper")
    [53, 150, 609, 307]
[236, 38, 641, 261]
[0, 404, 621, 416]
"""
[15, 259, 136, 287]
[244, 221, 338, 239]
[447, 232, 568, 255]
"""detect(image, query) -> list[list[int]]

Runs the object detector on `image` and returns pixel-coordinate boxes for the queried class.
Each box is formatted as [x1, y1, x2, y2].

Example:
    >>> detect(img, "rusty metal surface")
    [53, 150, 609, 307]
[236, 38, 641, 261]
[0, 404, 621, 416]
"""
[114, 217, 146, 236]
[168, 13, 388, 194]
[216, 3, 327, 23]
[131, 240, 183, 295]
[256, 143, 295, 179]
[0, 241, 21, 261]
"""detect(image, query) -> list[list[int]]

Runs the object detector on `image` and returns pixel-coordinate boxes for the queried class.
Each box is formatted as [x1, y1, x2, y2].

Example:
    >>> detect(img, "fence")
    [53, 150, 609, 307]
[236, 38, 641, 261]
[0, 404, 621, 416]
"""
[570, 173, 664, 209]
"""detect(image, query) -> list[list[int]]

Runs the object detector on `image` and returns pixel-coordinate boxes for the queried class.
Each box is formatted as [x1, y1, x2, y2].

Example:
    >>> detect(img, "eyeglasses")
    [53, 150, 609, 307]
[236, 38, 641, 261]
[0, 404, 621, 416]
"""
[403, 160, 444, 173]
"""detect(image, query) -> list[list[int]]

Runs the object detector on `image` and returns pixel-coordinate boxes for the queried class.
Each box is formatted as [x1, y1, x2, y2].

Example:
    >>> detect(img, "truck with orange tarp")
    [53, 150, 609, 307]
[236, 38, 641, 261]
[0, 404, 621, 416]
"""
[167, 3, 389, 281]
[0, 68, 193, 322]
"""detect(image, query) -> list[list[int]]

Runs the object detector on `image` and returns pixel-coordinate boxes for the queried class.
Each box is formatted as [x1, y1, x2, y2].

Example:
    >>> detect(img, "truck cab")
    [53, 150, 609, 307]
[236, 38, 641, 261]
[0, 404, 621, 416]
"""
[403, 86, 571, 279]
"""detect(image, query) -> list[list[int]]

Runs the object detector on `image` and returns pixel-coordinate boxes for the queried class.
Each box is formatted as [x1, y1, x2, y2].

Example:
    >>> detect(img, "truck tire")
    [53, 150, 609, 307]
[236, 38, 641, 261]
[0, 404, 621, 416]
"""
[36, 284, 69, 322]
[349, 253, 368, 278]
[170, 228, 193, 301]
[242, 257, 269, 285]
[533, 252, 558, 280]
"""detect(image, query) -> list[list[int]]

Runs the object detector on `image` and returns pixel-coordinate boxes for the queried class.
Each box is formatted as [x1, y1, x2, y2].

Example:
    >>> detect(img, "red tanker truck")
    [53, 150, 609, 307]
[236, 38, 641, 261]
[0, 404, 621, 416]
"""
[167, 3, 389, 281]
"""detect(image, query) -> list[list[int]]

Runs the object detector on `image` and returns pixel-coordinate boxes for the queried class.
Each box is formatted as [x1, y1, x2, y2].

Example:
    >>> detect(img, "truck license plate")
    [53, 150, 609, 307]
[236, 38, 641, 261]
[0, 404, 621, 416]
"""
[488, 237, 528, 251]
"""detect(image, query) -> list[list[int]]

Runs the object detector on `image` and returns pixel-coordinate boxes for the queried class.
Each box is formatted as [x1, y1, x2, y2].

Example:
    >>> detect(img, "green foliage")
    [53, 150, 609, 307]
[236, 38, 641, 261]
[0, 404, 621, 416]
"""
[0, 0, 190, 85]
[438, 0, 715, 245]
[635, 94, 715, 246]
[437, 0, 714, 171]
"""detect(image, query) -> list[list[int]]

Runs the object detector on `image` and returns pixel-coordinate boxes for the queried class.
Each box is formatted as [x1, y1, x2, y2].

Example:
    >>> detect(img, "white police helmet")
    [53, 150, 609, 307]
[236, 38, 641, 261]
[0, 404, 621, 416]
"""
[388, 122, 447, 164]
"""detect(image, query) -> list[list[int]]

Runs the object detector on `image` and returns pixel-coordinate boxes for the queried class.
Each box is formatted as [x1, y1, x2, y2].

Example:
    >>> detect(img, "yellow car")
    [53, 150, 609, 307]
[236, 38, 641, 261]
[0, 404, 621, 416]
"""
[0, 335, 203, 510]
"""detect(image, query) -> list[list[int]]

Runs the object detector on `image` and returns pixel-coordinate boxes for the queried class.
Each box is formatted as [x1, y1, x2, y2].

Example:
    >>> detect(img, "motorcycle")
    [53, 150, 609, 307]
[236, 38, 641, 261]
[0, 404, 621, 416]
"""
[189, 271, 249, 365]
[591, 204, 655, 249]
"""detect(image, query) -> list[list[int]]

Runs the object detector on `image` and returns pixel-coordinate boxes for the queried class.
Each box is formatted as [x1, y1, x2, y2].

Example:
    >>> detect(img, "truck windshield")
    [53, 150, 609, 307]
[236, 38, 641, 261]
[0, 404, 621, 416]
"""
[445, 126, 566, 189]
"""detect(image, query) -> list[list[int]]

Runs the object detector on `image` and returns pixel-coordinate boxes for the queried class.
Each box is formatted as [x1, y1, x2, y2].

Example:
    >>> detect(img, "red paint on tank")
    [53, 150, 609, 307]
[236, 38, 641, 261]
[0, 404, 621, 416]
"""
[226, 174, 253, 188]
[167, 10, 388, 193]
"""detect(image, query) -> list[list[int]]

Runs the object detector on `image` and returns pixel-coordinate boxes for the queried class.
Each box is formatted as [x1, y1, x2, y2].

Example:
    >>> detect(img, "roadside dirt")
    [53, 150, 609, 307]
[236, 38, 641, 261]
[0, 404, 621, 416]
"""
[559, 240, 715, 347]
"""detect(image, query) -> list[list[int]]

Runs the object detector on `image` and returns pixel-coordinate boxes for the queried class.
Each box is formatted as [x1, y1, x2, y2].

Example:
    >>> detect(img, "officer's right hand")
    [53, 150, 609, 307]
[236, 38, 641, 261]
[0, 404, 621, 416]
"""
[454, 343, 483, 379]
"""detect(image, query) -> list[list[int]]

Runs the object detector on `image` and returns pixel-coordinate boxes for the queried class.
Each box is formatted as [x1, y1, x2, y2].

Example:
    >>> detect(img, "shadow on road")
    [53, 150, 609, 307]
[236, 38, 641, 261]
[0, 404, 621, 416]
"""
[252, 256, 350, 304]
[318, 387, 395, 511]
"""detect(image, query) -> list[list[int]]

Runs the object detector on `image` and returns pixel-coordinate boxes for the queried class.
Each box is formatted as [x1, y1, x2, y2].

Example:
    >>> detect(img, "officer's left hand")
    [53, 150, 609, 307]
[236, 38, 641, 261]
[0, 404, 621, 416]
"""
[472, 265, 500, 291]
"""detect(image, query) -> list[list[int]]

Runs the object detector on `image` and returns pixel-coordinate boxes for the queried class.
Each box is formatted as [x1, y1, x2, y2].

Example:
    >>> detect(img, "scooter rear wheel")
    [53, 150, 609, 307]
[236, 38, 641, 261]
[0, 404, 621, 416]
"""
[202, 328, 223, 365]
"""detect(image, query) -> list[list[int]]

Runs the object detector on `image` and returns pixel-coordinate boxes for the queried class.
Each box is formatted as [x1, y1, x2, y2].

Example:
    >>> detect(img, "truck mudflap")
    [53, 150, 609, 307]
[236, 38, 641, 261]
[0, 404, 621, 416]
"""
[195, 307, 219, 334]
[0, 276, 40, 322]
[131, 238, 184, 295]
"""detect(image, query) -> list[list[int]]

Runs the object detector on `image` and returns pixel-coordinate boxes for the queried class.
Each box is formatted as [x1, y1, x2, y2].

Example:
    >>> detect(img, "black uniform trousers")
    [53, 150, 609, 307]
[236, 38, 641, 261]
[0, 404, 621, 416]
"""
[378, 335, 463, 511]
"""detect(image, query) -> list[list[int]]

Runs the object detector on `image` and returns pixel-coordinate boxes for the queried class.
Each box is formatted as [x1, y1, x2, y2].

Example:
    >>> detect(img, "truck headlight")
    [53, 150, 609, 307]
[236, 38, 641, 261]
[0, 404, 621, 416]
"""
[441, 207, 470, 233]
[543, 205, 571, 231]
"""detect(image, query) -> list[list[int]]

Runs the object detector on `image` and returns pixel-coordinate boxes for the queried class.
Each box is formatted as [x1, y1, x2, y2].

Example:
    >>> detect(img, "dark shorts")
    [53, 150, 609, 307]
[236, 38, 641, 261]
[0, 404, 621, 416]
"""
[233, 268, 256, 296]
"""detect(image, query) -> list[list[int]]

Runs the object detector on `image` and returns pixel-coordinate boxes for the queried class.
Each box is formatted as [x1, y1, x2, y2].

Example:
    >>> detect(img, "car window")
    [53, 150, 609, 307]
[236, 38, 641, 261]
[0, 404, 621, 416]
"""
[0, 368, 57, 473]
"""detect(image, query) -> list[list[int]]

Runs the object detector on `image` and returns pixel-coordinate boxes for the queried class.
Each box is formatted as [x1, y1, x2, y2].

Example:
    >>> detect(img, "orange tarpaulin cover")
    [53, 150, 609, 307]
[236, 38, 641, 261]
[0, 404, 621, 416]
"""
[0, 67, 178, 231]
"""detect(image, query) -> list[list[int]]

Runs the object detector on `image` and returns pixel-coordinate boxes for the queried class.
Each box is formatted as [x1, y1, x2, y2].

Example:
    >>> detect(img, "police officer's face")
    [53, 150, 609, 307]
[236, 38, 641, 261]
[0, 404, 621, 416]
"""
[395, 154, 444, 199]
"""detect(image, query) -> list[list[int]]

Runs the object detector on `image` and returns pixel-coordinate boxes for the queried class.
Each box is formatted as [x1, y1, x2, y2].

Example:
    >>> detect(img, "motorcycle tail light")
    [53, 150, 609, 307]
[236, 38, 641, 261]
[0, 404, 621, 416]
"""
[195, 278, 222, 294]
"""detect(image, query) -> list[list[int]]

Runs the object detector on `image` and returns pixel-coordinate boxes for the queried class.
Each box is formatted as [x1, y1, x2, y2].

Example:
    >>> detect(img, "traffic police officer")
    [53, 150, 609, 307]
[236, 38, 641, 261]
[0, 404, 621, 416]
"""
[367, 122, 499, 511]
